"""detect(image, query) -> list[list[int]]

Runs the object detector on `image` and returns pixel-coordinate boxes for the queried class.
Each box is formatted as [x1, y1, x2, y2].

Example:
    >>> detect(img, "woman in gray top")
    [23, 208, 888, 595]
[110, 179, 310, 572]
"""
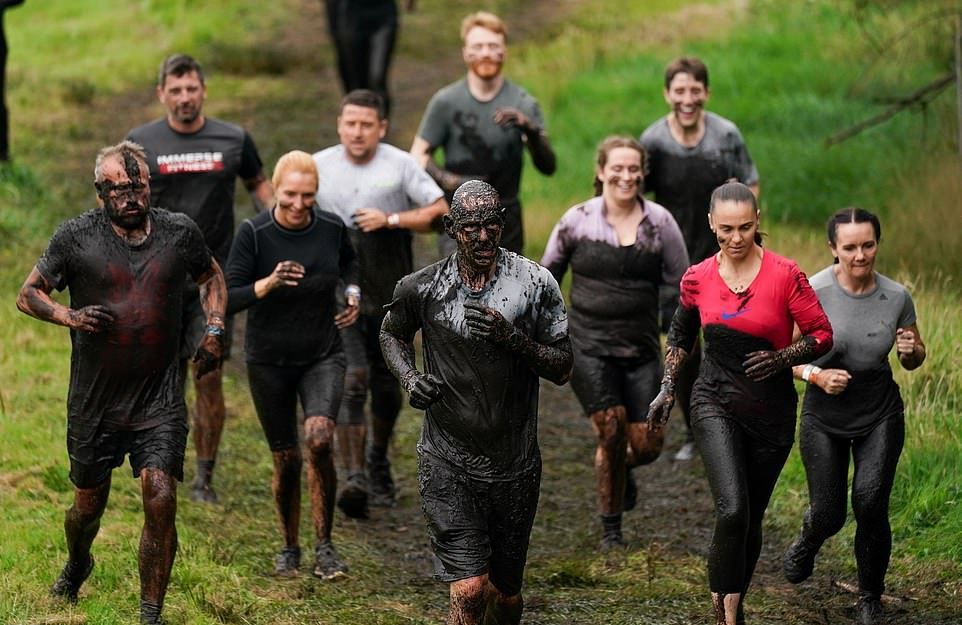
[782, 208, 926, 625]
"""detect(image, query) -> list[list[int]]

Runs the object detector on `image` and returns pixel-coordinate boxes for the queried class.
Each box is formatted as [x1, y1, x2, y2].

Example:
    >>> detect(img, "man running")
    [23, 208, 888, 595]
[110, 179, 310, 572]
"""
[380, 180, 572, 625]
[17, 141, 226, 625]
[410, 11, 556, 256]
[640, 56, 759, 460]
[314, 89, 446, 514]
[127, 54, 273, 502]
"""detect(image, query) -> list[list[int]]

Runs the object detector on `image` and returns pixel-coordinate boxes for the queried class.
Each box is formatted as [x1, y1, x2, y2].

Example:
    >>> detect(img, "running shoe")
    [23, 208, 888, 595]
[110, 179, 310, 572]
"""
[313, 541, 348, 580]
[337, 471, 370, 519]
[855, 596, 884, 625]
[673, 441, 696, 462]
[50, 556, 94, 602]
[599, 532, 627, 552]
[367, 452, 396, 507]
[274, 546, 301, 577]
[782, 534, 819, 584]
[190, 480, 218, 504]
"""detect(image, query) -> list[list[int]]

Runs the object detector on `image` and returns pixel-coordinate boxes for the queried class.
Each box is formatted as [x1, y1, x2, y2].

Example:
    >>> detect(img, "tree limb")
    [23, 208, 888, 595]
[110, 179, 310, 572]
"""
[825, 73, 955, 146]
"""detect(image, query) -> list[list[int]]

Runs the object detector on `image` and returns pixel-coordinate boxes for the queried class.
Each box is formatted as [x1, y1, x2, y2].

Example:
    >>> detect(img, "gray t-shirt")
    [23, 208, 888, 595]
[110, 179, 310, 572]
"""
[640, 111, 758, 264]
[416, 78, 545, 253]
[384, 251, 568, 479]
[802, 267, 917, 436]
[314, 143, 443, 313]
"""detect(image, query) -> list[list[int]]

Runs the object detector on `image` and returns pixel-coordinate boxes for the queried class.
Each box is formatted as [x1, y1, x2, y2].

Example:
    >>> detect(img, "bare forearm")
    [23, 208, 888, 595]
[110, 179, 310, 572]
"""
[245, 174, 273, 213]
[395, 197, 448, 233]
[17, 269, 71, 327]
[198, 261, 227, 327]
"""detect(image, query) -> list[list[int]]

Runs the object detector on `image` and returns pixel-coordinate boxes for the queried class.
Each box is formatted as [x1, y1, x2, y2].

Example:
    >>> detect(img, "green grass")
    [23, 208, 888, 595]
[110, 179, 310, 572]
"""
[2, 0, 961, 623]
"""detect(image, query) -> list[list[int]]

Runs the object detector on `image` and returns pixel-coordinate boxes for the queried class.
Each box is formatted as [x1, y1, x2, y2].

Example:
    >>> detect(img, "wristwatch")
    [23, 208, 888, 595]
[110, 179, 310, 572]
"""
[387, 213, 401, 228]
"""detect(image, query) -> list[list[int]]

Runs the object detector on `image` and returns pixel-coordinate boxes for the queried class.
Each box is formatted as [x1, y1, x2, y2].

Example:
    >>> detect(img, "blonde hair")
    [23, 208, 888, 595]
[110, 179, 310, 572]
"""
[460, 11, 507, 42]
[271, 150, 318, 191]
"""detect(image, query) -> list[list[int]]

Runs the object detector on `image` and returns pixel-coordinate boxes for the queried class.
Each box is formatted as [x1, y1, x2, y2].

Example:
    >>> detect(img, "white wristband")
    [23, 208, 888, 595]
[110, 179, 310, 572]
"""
[387, 213, 401, 228]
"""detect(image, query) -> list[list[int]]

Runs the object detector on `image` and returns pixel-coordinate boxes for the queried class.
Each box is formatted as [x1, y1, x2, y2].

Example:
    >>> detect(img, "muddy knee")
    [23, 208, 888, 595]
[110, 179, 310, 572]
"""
[590, 407, 626, 448]
[629, 423, 665, 466]
[304, 417, 336, 457]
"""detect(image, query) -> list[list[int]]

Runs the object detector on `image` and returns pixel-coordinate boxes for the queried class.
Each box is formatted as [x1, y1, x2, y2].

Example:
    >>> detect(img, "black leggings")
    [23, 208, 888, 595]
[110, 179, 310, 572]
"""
[339, 312, 402, 427]
[325, 0, 398, 117]
[797, 415, 904, 597]
[694, 417, 791, 594]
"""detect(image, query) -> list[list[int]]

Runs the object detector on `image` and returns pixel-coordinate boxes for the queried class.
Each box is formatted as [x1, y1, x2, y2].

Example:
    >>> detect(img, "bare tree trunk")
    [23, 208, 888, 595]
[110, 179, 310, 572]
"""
[955, 14, 962, 159]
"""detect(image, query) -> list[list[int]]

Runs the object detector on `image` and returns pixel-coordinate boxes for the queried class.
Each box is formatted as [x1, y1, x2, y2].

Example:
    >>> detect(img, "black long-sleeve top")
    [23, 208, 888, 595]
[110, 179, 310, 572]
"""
[226, 208, 357, 366]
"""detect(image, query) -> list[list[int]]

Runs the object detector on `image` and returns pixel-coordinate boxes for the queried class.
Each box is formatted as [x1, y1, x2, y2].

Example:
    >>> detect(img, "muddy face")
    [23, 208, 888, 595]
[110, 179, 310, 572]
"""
[97, 153, 150, 230]
[663, 71, 708, 131]
[598, 146, 643, 207]
[447, 180, 504, 274]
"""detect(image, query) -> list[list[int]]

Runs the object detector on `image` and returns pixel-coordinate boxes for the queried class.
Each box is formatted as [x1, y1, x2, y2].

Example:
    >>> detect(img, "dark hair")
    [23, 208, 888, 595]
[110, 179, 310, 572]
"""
[158, 54, 204, 87]
[664, 56, 709, 90]
[340, 89, 386, 120]
[593, 135, 646, 197]
[710, 181, 763, 245]
[826, 207, 881, 263]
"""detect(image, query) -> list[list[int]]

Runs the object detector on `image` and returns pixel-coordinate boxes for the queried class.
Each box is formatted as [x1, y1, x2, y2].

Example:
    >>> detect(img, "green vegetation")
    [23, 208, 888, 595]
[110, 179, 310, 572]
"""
[1, 0, 959, 624]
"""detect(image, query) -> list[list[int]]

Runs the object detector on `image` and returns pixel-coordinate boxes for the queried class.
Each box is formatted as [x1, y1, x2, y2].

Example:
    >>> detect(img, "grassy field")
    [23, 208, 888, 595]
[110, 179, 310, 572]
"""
[1, 0, 960, 624]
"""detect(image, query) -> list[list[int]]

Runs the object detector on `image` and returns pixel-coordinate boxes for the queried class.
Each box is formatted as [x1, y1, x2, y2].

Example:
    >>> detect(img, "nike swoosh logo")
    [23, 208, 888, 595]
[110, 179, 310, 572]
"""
[721, 309, 751, 320]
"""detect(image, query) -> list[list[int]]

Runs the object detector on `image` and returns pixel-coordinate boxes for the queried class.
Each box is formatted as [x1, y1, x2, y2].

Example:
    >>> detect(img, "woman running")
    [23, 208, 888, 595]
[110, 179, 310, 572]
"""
[226, 151, 359, 579]
[783, 208, 925, 625]
[541, 136, 689, 549]
[648, 181, 833, 624]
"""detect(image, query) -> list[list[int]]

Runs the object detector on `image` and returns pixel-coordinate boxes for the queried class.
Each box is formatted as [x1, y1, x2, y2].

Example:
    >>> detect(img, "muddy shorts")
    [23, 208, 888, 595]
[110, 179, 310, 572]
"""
[247, 353, 346, 451]
[417, 452, 541, 596]
[570, 351, 662, 422]
[180, 280, 234, 361]
[67, 417, 189, 489]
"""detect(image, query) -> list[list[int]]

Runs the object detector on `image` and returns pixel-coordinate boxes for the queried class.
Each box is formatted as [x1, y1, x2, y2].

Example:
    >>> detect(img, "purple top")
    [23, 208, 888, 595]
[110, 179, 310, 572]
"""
[541, 196, 689, 360]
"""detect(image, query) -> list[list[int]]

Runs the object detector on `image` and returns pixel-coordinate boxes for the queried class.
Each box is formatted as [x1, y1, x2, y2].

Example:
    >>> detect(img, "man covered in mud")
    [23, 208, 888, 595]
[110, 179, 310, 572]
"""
[314, 89, 446, 515]
[16, 141, 226, 625]
[380, 180, 572, 625]
[127, 53, 273, 502]
[410, 11, 556, 256]
[640, 56, 759, 461]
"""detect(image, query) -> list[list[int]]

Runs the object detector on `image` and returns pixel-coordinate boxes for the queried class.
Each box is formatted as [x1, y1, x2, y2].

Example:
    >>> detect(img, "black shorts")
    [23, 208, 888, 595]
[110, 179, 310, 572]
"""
[418, 452, 541, 597]
[181, 280, 234, 361]
[247, 353, 346, 451]
[67, 418, 188, 489]
[570, 351, 662, 422]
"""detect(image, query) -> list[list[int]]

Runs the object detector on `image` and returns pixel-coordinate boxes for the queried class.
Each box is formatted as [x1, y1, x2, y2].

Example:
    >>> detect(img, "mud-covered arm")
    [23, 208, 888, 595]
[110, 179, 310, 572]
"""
[17, 267, 114, 332]
[192, 257, 228, 378]
[380, 280, 443, 409]
[647, 289, 702, 428]
[523, 127, 556, 176]
[493, 106, 556, 175]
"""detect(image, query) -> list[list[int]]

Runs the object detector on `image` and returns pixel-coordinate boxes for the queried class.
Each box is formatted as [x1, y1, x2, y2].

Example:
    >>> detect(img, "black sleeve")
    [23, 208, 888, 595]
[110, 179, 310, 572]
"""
[225, 220, 259, 314]
[238, 131, 264, 181]
[181, 217, 214, 282]
[381, 276, 422, 343]
[35, 222, 74, 292]
[338, 222, 358, 286]
[667, 302, 701, 353]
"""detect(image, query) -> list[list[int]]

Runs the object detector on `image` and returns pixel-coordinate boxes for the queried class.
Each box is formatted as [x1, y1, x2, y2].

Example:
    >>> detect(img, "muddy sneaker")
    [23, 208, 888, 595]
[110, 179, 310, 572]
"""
[140, 600, 165, 625]
[599, 532, 627, 552]
[855, 597, 884, 625]
[50, 556, 94, 602]
[190, 480, 218, 504]
[783, 534, 819, 584]
[673, 441, 696, 462]
[337, 471, 370, 519]
[367, 454, 396, 507]
[274, 546, 301, 577]
[624, 468, 638, 512]
[313, 542, 347, 580]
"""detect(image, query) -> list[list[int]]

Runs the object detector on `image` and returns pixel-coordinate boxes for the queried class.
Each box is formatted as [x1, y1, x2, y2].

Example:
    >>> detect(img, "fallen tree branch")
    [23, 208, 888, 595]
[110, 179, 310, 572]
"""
[831, 579, 915, 603]
[825, 73, 955, 147]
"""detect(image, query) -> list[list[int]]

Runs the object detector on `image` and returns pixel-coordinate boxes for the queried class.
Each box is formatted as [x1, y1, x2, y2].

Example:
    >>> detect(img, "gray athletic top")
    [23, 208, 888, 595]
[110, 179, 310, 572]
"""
[640, 111, 758, 264]
[802, 266, 917, 436]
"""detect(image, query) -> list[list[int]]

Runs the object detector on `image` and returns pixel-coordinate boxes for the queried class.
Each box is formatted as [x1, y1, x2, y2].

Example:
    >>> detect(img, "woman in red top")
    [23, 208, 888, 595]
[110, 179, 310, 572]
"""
[648, 182, 832, 625]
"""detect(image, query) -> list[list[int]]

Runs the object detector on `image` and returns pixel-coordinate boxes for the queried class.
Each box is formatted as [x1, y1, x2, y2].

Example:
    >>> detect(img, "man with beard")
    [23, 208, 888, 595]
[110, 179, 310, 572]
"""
[410, 11, 556, 256]
[127, 54, 273, 502]
[380, 180, 572, 625]
[314, 89, 446, 514]
[16, 141, 226, 625]
[639, 56, 759, 461]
